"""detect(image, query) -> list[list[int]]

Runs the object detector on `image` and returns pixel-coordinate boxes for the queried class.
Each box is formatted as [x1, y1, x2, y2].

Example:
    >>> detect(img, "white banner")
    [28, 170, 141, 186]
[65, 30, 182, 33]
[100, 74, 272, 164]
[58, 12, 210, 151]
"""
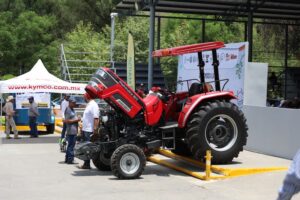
[127, 32, 135, 90]
[244, 62, 268, 107]
[177, 42, 248, 107]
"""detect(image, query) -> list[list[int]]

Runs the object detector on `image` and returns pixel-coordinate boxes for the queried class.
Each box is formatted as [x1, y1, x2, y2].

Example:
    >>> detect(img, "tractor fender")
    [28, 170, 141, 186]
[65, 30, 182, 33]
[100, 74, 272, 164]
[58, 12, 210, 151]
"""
[178, 91, 236, 128]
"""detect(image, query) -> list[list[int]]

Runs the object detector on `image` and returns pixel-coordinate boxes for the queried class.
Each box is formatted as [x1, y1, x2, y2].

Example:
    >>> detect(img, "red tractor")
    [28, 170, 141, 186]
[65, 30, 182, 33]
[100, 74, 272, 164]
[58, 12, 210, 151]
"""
[74, 41, 248, 179]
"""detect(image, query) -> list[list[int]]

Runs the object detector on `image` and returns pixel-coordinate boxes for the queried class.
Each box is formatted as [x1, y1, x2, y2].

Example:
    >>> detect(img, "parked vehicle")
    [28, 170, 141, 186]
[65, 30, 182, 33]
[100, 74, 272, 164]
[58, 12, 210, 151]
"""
[74, 41, 248, 179]
[14, 93, 55, 133]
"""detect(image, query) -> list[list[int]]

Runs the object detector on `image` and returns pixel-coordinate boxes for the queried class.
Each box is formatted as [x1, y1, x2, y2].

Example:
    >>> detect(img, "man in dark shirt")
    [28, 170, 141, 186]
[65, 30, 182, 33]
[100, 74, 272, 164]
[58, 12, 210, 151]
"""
[64, 97, 81, 164]
[28, 96, 39, 138]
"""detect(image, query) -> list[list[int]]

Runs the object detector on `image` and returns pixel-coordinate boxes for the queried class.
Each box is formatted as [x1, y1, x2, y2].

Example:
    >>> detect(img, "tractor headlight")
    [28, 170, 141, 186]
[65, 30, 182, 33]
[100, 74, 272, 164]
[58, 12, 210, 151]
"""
[101, 116, 108, 123]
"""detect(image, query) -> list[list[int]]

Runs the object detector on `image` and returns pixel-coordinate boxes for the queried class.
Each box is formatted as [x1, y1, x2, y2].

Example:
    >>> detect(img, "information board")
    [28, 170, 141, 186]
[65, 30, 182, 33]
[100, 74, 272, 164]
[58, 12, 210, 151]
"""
[15, 93, 51, 109]
[177, 42, 248, 107]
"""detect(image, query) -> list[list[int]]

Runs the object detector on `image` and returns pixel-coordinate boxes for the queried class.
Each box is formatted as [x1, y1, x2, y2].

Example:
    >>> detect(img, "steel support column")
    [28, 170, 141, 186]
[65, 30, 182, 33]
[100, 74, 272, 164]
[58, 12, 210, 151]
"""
[148, 0, 155, 90]
[202, 19, 206, 42]
[110, 13, 118, 70]
[247, 11, 253, 62]
[244, 22, 248, 41]
[157, 16, 161, 65]
[284, 25, 288, 99]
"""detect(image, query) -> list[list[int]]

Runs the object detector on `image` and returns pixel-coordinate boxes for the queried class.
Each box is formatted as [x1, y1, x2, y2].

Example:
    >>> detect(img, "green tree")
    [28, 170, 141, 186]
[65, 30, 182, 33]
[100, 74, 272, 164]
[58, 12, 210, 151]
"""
[0, 11, 57, 74]
[102, 16, 150, 63]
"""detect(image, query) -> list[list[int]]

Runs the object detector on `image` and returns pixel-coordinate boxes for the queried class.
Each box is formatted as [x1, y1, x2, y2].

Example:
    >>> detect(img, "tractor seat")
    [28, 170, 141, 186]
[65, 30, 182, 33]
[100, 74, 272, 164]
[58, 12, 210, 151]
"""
[189, 82, 203, 96]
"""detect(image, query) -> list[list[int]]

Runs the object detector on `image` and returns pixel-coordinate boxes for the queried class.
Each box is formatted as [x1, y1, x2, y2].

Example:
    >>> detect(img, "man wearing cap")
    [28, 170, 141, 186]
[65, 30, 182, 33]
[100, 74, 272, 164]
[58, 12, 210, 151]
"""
[3, 95, 19, 139]
[28, 96, 39, 138]
[137, 83, 146, 98]
[59, 94, 70, 148]
[79, 93, 99, 169]
[64, 96, 81, 164]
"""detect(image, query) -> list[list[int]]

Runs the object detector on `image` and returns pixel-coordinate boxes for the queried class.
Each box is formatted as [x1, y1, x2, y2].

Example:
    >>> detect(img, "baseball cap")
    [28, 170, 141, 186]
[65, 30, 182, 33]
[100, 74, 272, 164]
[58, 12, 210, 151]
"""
[84, 93, 92, 100]
[68, 96, 77, 103]
[6, 95, 14, 102]
[28, 96, 34, 100]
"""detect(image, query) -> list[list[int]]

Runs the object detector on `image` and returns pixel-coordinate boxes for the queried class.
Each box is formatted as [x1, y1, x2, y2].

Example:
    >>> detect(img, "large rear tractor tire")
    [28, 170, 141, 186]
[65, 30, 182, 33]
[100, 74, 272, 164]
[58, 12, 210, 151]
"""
[111, 144, 146, 179]
[186, 100, 248, 164]
[92, 151, 111, 171]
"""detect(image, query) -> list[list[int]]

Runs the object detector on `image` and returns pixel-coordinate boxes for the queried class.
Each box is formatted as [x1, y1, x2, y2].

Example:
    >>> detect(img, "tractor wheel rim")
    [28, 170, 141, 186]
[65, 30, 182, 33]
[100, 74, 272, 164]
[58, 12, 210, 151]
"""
[120, 152, 140, 175]
[205, 114, 238, 152]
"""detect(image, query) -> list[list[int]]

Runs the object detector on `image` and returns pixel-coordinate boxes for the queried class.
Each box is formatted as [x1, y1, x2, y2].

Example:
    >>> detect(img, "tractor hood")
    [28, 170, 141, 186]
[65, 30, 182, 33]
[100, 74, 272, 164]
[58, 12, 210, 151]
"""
[85, 68, 118, 99]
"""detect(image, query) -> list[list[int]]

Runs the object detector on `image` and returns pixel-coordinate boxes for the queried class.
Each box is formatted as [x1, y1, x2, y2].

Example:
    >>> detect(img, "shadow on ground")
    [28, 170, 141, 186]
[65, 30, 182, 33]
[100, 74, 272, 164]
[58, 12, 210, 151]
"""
[1, 135, 60, 144]
[71, 164, 183, 179]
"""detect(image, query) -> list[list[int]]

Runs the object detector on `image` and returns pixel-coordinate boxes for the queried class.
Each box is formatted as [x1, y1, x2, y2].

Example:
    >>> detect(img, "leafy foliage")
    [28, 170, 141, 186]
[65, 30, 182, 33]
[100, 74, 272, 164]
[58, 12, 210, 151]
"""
[0, 0, 299, 96]
[0, 0, 116, 79]
[0, 11, 56, 75]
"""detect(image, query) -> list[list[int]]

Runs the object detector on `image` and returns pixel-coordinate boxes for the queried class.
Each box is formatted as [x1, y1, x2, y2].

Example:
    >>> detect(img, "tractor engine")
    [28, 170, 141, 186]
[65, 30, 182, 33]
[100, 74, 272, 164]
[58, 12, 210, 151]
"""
[84, 67, 164, 148]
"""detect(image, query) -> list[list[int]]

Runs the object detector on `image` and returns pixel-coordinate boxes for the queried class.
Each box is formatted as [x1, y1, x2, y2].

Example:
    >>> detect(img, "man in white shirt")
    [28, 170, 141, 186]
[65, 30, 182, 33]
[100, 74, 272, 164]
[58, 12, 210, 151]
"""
[79, 93, 100, 169]
[60, 94, 70, 141]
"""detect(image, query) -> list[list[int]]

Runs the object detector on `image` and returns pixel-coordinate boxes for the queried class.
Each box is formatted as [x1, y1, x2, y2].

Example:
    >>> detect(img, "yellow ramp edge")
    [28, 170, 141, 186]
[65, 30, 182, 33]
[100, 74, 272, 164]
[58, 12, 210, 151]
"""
[1, 125, 46, 132]
[54, 127, 62, 134]
[148, 156, 223, 180]
[156, 149, 288, 179]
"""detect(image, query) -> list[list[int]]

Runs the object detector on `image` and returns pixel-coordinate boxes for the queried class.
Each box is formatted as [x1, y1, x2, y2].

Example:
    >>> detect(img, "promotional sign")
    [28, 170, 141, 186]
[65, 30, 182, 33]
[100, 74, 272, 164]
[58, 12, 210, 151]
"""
[127, 32, 135, 90]
[177, 42, 248, 107]
[15, 93, 51, 109]
[244, 62, 268, 107]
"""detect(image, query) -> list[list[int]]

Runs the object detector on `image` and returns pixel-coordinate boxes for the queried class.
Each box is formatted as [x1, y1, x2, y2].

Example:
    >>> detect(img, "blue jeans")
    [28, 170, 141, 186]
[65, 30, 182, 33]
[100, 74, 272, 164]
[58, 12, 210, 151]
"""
[65, 135, 76, 163]
[82, 131, 92, 166]
[61, 122, 67, 139]
[29, 117, 38, 137]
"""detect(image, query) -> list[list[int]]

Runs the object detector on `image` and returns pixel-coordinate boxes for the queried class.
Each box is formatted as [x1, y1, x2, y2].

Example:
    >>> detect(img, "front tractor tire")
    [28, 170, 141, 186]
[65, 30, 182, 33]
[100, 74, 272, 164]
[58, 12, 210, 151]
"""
[92, 151, 111, 171]
[111, 144, 146, 179]
[186, 100, 248, 164]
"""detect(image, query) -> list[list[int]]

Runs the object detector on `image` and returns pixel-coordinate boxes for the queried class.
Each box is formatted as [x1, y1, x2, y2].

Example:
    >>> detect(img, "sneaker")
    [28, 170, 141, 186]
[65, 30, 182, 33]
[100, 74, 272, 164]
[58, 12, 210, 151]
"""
[6, 136, 12, 139]
[14, 136, 20, 139]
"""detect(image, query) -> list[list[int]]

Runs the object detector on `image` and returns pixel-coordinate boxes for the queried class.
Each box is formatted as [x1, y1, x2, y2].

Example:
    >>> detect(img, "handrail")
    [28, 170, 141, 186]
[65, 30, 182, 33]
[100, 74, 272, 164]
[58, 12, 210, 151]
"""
[177, 78, 229, 91]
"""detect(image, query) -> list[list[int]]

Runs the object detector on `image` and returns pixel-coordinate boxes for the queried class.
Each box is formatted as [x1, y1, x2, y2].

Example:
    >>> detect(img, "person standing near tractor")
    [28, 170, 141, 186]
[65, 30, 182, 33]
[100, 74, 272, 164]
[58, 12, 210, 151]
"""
[277, 149, 300, 200]
[78, 93, 99, 169]
[137, 83, 147, 98]
[60, 94, 70, 139]
[59, 94, 70, 151]
[3, 95, 19, 139]
[28, 96, 39, 138]
[64, 97, 81, 164]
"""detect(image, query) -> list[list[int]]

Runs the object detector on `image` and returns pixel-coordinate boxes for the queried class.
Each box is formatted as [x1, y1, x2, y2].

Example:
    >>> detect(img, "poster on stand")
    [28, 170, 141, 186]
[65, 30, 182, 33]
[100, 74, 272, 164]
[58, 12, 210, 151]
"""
[177, 42, 248, 108]
[15, 93, 51, 109]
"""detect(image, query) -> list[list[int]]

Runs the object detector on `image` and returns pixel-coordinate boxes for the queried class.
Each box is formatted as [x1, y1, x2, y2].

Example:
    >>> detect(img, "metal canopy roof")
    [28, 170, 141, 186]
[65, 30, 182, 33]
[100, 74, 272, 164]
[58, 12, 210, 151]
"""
[116, 0, 300, 21]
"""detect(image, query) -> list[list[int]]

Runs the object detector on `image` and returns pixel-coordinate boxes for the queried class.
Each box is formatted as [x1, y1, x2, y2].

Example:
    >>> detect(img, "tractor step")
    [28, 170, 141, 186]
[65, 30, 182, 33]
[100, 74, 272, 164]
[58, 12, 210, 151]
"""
[159, 122, 178, 130]
[160, 122, 177, 150]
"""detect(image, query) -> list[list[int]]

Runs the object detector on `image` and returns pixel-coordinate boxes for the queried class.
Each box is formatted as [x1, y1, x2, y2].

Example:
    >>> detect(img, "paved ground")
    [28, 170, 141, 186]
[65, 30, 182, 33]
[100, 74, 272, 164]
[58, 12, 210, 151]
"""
[0, 134, 298, 200]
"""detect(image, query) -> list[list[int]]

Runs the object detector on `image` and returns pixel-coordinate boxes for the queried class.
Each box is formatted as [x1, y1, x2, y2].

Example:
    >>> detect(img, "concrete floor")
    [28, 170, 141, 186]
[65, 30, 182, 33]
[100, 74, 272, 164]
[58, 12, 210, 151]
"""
[0, 134, 298, 200]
